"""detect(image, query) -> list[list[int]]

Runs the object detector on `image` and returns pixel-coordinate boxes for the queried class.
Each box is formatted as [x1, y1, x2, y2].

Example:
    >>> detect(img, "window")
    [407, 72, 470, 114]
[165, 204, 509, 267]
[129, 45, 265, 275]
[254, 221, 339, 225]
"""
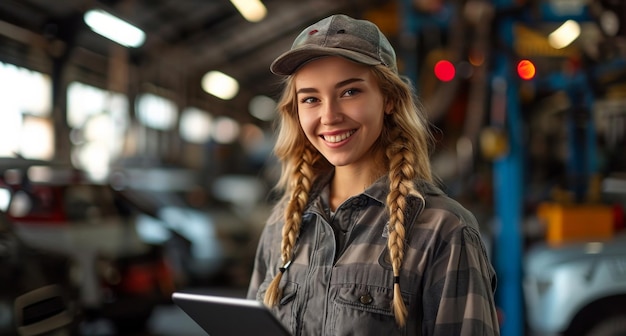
[67, 82, 129, 181]
[136, 93, 177, 130]
[0, 62, 53, 159]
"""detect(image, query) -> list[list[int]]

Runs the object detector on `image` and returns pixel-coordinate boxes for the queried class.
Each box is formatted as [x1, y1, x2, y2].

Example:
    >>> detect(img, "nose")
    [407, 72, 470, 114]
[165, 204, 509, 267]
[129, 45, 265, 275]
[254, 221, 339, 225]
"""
[321, 99, 342, 125]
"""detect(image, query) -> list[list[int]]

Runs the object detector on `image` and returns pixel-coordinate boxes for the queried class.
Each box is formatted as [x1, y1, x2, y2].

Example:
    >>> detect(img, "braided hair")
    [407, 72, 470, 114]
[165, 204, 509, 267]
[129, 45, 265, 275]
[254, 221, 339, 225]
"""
[265, 65, 433, 326]
[264, 78, 330, 306]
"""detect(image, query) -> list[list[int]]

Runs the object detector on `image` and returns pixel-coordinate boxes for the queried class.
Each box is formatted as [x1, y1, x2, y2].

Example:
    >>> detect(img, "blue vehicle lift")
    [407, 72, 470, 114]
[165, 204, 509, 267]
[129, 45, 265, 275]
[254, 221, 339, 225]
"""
[482, 2, 596, 335]
[400, 1, 599, 335]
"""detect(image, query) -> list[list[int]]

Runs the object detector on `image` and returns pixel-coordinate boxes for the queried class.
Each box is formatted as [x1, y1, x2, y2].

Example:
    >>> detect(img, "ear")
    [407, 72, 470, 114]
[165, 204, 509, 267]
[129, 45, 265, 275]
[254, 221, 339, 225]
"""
[384, 100, 393, 115]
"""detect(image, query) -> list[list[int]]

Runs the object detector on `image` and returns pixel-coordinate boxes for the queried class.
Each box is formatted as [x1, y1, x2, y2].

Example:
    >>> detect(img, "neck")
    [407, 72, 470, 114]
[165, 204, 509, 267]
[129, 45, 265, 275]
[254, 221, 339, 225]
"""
[329, 164, 384, 211]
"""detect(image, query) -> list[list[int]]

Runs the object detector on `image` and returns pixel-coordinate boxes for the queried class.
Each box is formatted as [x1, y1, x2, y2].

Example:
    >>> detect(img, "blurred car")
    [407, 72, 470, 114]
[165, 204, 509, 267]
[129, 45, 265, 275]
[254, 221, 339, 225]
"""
[0, 187, 76, 335]
[115, 187, 225, 284]
[117, 172, 272, 287]
[0, 159, 176, 333]
[524, 175, 626, 336]
[524, 233, 626, 336]
[109, 166, 236, 285]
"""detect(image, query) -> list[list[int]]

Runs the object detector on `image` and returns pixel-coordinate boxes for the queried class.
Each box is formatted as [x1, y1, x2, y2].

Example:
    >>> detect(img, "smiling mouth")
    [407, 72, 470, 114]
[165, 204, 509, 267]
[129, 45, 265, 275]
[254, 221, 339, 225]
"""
[322, 130, 356, 143]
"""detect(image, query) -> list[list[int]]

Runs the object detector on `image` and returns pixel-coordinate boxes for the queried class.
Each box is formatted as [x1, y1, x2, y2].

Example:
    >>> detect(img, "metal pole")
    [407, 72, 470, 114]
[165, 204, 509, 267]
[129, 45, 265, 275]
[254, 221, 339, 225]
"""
[491, 1, 524, 334]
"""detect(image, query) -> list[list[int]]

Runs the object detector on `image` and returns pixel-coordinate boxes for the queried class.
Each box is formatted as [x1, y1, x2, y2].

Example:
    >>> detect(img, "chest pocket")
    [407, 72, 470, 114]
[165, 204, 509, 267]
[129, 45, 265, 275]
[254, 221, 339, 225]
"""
[330, 284, 410, 335]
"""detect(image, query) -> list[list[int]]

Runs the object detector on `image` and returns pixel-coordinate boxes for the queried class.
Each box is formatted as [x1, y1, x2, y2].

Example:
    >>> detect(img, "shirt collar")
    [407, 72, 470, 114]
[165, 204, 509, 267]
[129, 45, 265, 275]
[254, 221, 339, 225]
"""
[309, 170, 444, 208]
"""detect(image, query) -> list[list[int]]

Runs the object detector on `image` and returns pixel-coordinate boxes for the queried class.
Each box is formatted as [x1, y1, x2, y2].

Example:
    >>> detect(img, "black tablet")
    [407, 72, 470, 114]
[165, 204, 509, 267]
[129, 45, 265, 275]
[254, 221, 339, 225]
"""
[171, 292, 291, 336]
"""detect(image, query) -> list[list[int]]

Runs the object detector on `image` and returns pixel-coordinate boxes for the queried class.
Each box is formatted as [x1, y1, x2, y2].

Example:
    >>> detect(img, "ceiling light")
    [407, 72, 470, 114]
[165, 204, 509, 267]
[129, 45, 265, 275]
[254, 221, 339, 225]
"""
[249, 95, 276, 121]
[548, 20, 580, 49]
[230, 0, 267, 22]
[202, 71, 239, 100]
[136, 93, 178, 130]
[180, 107, 213, 143]
[212, 117, 240, 144]
[84, 9, 146, 48]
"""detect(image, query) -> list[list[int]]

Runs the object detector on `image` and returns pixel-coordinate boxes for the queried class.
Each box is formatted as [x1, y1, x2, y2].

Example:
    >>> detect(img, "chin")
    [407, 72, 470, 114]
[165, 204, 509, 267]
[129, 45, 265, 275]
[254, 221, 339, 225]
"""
[326, 159, 351, 167]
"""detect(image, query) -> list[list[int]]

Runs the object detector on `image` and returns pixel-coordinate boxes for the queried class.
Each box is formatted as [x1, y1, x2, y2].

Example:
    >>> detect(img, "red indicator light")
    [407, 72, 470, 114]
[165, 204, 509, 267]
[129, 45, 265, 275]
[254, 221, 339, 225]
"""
[517, 60, 536, 80]
[434, 60, 455, 82]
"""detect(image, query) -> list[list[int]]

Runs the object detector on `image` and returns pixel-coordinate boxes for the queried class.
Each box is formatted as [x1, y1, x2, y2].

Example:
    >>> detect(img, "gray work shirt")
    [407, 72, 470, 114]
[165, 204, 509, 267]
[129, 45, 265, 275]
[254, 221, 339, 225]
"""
[247, 175, 499, 336]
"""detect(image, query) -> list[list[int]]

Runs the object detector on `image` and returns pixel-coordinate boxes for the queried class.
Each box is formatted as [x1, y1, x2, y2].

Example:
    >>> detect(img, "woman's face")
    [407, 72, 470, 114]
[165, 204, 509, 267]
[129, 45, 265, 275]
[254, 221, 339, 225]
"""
[294, 56, 388, 170]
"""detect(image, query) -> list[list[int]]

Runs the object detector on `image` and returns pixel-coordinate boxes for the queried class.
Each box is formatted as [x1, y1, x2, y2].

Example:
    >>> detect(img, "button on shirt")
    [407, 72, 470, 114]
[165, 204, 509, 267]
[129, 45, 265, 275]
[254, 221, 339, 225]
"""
[320, 183, 371, 262]
[247, 175, 500, 336]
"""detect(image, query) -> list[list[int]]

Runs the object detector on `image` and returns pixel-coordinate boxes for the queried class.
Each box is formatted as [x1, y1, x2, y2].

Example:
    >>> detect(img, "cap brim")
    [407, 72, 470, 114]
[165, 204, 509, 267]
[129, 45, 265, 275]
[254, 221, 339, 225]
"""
[270, 45, 381, 75]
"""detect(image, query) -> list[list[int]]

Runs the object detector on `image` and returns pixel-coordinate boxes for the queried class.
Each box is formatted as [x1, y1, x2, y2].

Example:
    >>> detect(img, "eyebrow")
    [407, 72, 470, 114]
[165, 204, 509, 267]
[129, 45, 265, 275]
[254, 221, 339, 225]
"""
[296, 77, 365, 95]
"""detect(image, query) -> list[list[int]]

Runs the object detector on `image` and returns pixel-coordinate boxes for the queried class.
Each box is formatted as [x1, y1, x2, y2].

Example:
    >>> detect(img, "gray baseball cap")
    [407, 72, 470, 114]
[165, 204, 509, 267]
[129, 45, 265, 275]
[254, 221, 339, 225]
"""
[270, 14, 397, 75]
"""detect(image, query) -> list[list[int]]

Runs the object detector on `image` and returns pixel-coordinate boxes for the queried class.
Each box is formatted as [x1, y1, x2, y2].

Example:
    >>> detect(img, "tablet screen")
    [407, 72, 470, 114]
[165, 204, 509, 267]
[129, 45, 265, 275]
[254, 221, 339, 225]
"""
[172, 292, 291, 336]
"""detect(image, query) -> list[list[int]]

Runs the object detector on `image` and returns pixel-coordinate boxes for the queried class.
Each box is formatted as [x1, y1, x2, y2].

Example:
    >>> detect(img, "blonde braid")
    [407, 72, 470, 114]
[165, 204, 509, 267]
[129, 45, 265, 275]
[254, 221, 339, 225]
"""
[385, 127, 420, 327]
[370, 64, 432, 326]
[264, 146, 319, 307]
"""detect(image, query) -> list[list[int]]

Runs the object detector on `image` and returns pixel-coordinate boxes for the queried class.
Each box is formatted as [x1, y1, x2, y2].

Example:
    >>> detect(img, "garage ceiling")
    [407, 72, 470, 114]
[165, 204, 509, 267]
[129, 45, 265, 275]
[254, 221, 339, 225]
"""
[2, 0, 624, 127]
[0, 0, 386, 123]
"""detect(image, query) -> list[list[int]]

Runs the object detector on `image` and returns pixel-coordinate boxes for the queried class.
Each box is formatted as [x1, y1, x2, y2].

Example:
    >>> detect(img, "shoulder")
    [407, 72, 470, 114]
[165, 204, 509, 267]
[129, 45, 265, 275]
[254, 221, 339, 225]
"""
[411, 180, 481, 238]
[409, 181, 495, 282]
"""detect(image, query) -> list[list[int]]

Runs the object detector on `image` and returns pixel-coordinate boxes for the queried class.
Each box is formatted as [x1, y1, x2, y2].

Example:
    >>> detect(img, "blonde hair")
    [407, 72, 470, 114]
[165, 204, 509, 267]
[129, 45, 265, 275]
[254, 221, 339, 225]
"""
[265, 64, 433, 327]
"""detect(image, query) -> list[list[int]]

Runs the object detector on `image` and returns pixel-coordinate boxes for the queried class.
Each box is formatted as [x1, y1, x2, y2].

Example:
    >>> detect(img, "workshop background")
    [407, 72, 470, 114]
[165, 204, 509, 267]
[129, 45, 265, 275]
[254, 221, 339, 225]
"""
[0, 0, 625, 335]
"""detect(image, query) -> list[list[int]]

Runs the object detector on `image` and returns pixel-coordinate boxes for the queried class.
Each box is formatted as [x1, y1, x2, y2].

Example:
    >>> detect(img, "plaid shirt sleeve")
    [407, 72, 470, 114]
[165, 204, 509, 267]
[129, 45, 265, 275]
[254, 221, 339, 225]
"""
[422, 225, 500, 336]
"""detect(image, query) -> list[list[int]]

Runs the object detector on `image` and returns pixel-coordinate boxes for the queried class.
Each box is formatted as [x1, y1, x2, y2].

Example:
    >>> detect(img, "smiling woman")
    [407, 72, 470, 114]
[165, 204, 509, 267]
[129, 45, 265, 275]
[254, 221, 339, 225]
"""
[246, 14, 500, 336]
[294, 56, 387, 175]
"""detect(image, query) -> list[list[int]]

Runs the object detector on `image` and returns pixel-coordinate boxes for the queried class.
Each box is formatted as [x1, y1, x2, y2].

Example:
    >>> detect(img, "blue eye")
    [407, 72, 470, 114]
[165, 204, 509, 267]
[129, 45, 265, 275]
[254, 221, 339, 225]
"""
[343, 88, 361, 97]
[301, 97, 318, 104]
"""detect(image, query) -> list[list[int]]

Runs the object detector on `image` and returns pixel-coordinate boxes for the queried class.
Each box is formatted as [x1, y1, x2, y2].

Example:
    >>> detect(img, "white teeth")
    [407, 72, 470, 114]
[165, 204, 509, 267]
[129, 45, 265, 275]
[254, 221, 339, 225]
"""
[324, 130, 355, 143]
